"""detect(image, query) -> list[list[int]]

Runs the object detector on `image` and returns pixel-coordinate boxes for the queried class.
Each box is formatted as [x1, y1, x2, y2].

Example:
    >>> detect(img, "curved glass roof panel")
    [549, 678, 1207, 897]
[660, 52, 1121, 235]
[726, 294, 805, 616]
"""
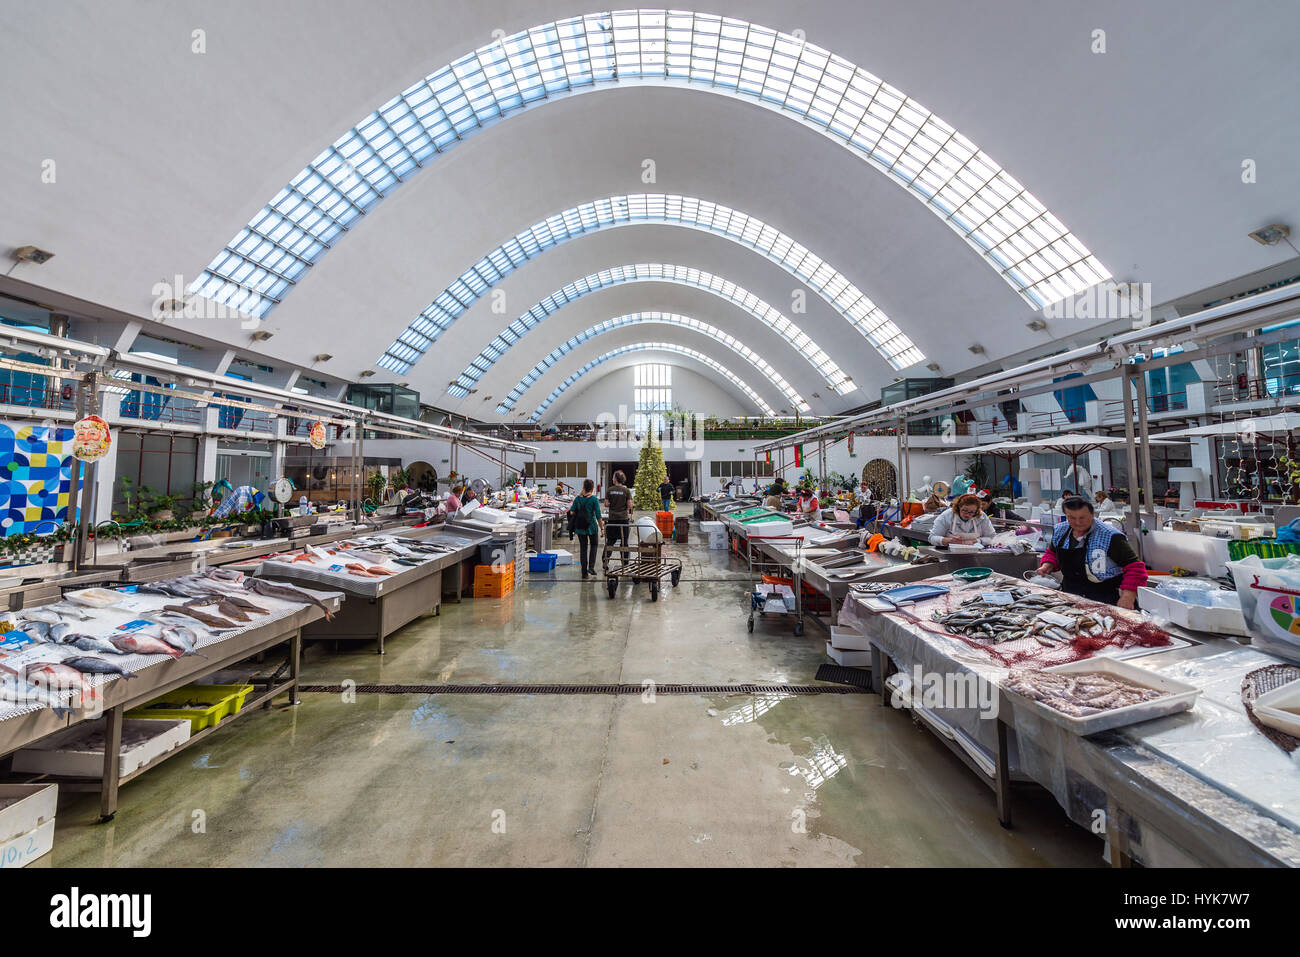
[377, 194, 922, 374]
[497, 311, 810, 414]
[191, 10, 1109, 322]
[528, 342, 774, 421]
[441, 263, 853, 398]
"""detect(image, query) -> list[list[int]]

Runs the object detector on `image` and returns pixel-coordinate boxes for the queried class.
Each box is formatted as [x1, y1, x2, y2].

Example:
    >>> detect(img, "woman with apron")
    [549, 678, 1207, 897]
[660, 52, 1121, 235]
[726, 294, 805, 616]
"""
[1035, 497, 1147, 609]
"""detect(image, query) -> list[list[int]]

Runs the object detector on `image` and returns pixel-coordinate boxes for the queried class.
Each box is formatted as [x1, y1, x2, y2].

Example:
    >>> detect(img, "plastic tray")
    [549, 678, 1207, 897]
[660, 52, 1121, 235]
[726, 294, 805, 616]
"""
[1253, 680, 1300, 737]
[1004, 657, 1200, 736]
[528, 553, 558, 572]
[126, 684, 254, 733]
[1137, 586, 1249, 636]
[878, 583, 950, 606]
[12, 718, 191, 778]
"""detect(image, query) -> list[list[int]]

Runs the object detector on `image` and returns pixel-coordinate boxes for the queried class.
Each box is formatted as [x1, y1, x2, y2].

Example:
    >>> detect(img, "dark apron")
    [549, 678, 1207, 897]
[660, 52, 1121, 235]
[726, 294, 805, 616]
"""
[1054, 533, 1123, 605]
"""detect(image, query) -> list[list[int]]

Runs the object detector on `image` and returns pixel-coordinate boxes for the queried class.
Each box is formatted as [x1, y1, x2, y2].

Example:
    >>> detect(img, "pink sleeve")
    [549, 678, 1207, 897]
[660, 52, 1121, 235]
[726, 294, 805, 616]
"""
[1120, 561, 1148, 592]
[1040, 545, 1059, 568]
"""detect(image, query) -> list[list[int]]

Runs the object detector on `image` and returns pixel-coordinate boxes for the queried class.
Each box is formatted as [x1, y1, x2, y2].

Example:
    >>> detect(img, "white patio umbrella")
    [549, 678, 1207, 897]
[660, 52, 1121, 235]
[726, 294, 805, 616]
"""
[1152, 412, 1300, 439]
[1000, 432, 1187, 498]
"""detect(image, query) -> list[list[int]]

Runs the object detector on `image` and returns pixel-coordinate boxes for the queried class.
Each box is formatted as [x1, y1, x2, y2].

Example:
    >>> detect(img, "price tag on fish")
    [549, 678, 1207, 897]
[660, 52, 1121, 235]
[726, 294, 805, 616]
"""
[115, 619, 155, 633]
[981, 591, 1013, 605]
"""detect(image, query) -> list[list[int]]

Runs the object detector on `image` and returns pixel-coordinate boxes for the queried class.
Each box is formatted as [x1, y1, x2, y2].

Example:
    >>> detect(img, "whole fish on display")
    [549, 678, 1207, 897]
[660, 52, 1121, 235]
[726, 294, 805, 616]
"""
[109, 633, 186, 658]
[158, 625, 204, 657]
[19, 607, 65, 624]
[62, 633, 130, 656]
[0, 663, 73, 716]
[26, 662, 94, 702]
[244, 577, 335, 619]
[16, 620, 54, 643]
[203, 567, 245, 583]
[162, 603, 239, 630]
[63, 657, 137, 680]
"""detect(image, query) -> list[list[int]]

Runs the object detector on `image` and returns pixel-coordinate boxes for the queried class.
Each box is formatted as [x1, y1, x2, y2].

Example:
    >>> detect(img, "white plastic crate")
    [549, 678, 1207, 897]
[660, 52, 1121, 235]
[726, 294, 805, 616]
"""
[12, 718, 191, 778]
[0, 784, 57, 868]
[825, 641, 872, 667]
[829, 624, 870, 651]
[1137, 586, 1249, 637]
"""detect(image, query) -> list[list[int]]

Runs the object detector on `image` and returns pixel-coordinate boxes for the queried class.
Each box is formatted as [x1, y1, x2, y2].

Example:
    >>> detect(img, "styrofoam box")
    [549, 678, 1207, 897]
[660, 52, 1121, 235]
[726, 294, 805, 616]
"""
[0, 784, 57, 868]
[1137, 586, 1249, 637]
[829, 624, 871, 651]
[550, 548, 574, 566]
[1006, 657, 1201, 736]
[12, 718, 191, 779]
[825, 642, 872, 667]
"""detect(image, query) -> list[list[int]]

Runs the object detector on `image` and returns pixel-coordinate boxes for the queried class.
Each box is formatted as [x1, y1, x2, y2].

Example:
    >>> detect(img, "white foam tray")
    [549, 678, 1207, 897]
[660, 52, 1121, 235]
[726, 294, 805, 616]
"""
[0, 783, 57, 850]
[1137, 586, 1249, 637]
[829, 624, 870, 651]
[1254, 680, 1300, 738]
[1004, 657, 1201, 736]
[825, 641, 871, 667]
[12, 718, 191, 778]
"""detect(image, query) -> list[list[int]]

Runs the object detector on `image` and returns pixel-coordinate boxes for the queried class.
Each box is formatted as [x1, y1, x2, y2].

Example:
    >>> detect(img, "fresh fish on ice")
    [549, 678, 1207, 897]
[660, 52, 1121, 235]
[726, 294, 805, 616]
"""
[63, 656, 137, 680]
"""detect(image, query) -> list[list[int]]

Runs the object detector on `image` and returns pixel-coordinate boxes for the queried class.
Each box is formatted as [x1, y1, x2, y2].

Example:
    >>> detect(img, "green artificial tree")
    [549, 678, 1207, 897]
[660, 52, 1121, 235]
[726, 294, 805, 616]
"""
[633, 431, 669, 511]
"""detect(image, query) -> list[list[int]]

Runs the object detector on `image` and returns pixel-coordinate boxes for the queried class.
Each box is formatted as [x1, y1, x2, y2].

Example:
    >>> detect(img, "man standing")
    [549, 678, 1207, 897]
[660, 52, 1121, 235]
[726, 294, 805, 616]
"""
[603, 470, 633, 570]
[658, 477, 675, 512]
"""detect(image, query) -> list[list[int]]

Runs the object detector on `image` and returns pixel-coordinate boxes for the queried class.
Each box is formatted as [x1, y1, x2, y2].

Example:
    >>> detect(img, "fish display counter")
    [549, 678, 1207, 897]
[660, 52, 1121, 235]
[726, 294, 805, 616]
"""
[0, 568, 341, 821]
[237, 531, 483, 654]
[395, 525, 493, 603]
[839, 571, 1300, 866]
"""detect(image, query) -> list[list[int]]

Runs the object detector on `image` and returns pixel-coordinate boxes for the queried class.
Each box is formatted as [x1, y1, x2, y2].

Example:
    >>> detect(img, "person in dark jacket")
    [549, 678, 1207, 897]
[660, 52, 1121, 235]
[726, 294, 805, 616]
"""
[569, 478, 603, 580]
[1035, 496, 1147, 608]
[658, 479, 675, 511]
[603, 470, 632, 570]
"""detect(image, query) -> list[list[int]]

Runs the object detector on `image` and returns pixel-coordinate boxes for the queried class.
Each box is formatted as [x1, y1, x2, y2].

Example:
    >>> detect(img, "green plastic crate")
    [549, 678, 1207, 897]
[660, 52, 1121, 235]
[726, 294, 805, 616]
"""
[125, 684, 254, 734]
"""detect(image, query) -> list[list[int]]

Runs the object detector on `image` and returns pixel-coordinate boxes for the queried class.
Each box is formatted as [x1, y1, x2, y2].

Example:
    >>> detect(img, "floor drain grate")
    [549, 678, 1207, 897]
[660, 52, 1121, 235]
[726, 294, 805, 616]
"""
[814, 664, 874, 689]
[298, 683, 868, 695]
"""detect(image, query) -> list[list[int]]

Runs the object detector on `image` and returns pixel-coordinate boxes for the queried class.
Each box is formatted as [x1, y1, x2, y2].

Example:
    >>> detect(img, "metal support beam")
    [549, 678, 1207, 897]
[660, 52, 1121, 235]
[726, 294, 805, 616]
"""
[1134, 367, 1158, 529]
[1121, 372, 1143, 560]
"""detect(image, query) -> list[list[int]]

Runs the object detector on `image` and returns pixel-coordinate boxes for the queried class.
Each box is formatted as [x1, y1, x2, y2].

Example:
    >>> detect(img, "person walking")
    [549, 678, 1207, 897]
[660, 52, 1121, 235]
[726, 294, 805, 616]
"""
[568, 479, 603, 580]
[658, 477, 675, 512]
[603, 470, 633, 570]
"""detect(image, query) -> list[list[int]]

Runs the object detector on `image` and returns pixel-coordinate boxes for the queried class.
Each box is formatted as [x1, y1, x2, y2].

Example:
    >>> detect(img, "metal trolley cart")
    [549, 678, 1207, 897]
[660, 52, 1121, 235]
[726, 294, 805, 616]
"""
[604, 539, 683, 601]
[747, 534, 805, 636]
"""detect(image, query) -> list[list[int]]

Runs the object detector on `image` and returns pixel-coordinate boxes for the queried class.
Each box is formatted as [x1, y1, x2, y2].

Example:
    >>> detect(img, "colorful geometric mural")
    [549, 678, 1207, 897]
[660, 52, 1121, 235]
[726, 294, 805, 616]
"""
[0, 424, 79, 535]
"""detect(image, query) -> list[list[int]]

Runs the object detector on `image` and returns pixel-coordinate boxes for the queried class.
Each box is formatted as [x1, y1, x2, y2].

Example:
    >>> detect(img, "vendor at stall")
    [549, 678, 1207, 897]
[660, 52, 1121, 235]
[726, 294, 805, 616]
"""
[1035, 496, 1147, 609]
[796, 485, 820, 516]
[928, 493, 996, 547]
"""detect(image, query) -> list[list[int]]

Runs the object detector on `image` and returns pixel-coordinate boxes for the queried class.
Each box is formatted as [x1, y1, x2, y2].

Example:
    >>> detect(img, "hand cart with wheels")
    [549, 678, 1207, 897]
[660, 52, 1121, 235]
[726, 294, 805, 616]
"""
[746, 534, 805, 636]
[604, 539, 682, 601]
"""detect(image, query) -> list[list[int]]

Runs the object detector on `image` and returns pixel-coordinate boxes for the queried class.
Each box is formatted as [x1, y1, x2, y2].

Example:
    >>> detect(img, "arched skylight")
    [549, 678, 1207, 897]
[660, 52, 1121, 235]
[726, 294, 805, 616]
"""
[498, 312, 810, 414]
[189, 10, 1108, 322]
[442, 263, 852, 398]
[376, 194, 921, 374]
[529, 343, 773, 422]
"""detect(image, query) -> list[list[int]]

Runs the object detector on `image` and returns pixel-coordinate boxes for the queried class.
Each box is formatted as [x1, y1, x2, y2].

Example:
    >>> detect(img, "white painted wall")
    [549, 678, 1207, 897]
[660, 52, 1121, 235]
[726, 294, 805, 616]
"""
[547, 364, 748, 424]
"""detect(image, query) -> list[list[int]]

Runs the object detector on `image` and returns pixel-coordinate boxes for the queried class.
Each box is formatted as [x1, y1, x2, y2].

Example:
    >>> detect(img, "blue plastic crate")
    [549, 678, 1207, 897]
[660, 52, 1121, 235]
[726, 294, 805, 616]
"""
[529, 552, 558, 572]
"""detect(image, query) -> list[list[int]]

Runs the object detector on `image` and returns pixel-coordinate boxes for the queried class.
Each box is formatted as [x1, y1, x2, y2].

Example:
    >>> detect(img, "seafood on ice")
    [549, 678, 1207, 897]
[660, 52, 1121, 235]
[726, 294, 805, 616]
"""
[930, 585, 1117, 646]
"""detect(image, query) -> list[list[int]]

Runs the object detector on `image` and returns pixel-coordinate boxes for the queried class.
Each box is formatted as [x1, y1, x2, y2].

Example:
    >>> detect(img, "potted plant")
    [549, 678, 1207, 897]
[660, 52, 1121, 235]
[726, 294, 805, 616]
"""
[144, 491, 179, 523]
[188, 480, 214, 520]
[366, 469, 387, 503]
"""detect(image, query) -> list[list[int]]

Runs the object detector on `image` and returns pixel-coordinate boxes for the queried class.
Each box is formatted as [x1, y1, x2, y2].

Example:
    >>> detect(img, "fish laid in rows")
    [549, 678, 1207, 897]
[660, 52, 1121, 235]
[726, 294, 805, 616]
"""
[0, 663, 73, 716]
[19, 607, 65, 624]
[109, 633, 185, 659]
[62, 657, 137, 680]
[243, 577, 335, 620]
[203, 567, 244, 583]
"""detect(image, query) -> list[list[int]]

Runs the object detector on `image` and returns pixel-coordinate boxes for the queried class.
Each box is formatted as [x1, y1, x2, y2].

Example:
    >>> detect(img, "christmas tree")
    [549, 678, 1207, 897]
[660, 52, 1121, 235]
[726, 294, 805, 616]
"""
[633, 431, 669, 510]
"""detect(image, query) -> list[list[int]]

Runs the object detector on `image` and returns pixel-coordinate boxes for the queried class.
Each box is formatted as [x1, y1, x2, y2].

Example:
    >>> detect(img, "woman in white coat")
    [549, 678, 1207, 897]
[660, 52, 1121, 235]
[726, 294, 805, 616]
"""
[929, 493, 997, 547]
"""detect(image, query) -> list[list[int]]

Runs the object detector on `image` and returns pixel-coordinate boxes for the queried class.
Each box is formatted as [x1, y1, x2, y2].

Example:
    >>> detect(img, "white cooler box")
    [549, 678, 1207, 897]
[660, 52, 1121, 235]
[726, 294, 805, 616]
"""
[700, 521, 727, 549]
[12, 718, 191, 778]
[0, 783, 57, 868]
[825, 642, 872, 667]
[829, 624, 871, 651]
[549, 548, 574, 566]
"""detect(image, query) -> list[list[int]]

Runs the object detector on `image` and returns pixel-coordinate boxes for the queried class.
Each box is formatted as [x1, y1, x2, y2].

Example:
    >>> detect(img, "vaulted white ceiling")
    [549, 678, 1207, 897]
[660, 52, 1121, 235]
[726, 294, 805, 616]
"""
[3, 0, 1298, 420]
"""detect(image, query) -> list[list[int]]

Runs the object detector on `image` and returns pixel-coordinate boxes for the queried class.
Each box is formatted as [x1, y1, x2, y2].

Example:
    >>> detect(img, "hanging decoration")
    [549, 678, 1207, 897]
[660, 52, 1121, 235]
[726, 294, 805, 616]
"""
[765, 450, 771, 464]
[847, 430, 855, 455]
[794, 444, 803, 468]
[309, 421, 327, 450]
[71, 415, 112, 462]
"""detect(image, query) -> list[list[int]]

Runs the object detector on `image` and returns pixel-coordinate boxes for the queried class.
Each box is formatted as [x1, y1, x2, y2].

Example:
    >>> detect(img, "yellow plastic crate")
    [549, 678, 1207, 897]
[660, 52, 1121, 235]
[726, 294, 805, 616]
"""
[125, 684, 254, 734]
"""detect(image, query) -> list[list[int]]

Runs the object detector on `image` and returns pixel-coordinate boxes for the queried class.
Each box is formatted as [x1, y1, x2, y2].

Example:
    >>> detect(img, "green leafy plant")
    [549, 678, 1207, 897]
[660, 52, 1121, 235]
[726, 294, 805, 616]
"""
[366, 470, 387, 501]
[963, 457, 990, 490]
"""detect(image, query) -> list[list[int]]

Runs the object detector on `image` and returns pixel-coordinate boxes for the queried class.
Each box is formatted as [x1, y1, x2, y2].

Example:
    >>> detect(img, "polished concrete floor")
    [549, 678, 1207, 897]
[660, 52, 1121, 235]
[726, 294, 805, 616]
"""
[47, 524, 1103, 867]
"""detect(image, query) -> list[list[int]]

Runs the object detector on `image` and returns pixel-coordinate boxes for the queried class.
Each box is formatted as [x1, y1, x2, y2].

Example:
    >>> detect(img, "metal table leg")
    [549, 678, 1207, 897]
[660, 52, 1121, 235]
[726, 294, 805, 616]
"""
[289, 628, 301, 706]
[99, 704, 123, 823]
[995, 715, 1013, 829]
[1106, 797, 1132, 867]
